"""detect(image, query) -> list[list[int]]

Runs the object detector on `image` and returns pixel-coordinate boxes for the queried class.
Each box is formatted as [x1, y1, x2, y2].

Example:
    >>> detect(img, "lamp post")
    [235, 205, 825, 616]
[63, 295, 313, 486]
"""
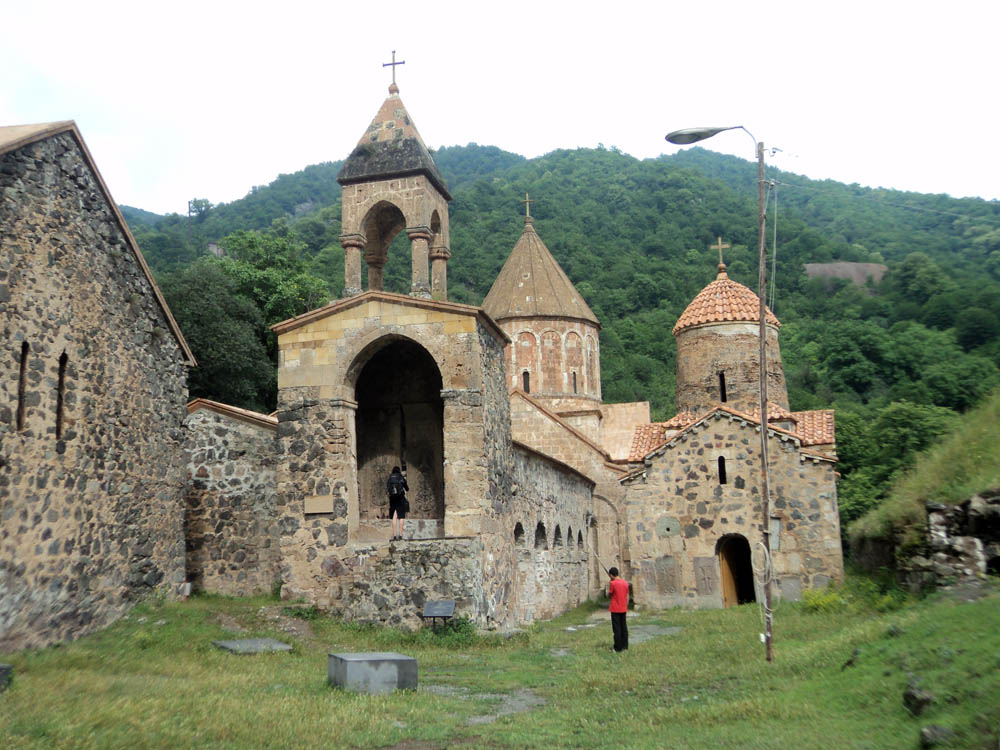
[665, 126, 774, 663]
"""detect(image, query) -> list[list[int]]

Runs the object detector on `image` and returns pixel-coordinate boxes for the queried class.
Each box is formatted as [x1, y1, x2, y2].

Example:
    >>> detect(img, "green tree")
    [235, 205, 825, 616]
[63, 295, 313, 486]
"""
[160, 260, 275, 412]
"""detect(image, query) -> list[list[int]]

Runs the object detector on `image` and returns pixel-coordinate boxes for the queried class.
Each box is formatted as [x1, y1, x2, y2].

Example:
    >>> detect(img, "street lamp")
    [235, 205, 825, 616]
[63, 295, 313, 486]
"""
[665, 125, 774, 663]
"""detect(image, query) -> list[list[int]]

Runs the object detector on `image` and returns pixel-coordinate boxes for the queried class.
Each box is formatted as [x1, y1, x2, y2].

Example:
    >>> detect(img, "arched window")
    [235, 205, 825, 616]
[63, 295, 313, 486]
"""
[572, 372, 577, 393]
[56, 352, 68, 439]
[577, 530, 584, 548]
[16, 341, 29, 432]
[522, 371, 530, 393]
[718, 456, 728, 485]
[553, 525, 563, 546]
[534, 521, 547, 550]
[514, 522, 525, 545]
[719, 371, 727, 403]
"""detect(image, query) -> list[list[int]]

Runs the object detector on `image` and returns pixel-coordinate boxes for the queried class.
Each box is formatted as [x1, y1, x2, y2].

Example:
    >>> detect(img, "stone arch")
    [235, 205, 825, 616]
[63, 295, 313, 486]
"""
[353, 335, 444, 523]
[716, 534, 756, 607]
[541, 330, 562, 393]
[534, 521, 548, 550]
[553, 524, 563, 546]
[516, 331, 538, 391]
[585, 334, 598, 396]
[514, 522, 525, 545]
[565, 331, 583, 393]
[360, 201, 406, 291]
[577, 530, 584, 548]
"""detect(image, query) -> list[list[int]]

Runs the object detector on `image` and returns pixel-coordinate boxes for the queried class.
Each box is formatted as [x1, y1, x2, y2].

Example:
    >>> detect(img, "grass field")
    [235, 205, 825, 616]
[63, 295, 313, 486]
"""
[1, 578, 997, 749]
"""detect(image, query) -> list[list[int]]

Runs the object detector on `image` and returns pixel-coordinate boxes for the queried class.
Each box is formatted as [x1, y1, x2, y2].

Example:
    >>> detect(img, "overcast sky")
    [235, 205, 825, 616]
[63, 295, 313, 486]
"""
[2, 0, 996, 215]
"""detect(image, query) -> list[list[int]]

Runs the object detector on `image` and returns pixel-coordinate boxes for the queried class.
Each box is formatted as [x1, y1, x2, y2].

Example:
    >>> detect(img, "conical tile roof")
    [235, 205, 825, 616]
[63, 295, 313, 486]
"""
[482, 217, 599, 325]
[336, 84, 451, 200]
[672, 264, 779, 335]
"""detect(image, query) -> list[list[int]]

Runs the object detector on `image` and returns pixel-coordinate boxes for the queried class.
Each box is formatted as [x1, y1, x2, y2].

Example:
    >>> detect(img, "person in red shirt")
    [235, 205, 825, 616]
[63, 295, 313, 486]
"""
[608, 567, 629, 652]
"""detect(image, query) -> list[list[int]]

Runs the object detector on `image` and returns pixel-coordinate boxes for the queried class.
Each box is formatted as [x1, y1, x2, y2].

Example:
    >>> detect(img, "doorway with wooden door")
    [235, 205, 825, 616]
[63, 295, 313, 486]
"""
[717, 534, 756, 607]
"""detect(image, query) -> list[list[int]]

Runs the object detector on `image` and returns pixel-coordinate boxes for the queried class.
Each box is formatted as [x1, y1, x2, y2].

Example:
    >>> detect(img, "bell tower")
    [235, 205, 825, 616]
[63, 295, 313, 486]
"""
[336, 68, 452, 300]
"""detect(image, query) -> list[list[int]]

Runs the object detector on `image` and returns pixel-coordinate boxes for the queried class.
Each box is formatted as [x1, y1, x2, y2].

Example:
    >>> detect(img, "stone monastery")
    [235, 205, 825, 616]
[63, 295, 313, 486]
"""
[0, 82, 843, 651]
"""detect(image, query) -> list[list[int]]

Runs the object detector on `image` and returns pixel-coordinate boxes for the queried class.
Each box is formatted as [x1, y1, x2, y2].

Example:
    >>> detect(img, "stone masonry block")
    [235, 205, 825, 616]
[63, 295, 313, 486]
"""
[328, 652, 417, 694]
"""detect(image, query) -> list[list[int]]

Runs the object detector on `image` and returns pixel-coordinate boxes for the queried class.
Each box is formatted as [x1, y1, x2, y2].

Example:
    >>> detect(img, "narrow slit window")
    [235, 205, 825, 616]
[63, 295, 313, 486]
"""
[522, 371, 530, 393]
[718, 456, 728, 485]
[16, 341, 29, 431]
[719, 371, 727, 402]
[56, 352, 68, 439]
[572, 372, 577, 393]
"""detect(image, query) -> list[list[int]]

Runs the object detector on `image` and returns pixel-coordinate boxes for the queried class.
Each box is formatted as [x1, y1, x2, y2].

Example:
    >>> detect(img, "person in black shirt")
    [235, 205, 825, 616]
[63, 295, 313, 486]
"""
[386, 466, 409, 541]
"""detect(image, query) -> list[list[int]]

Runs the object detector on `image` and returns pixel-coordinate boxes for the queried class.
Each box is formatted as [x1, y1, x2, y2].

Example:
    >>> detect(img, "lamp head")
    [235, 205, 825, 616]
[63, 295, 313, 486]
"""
[665, 126, 740, 145]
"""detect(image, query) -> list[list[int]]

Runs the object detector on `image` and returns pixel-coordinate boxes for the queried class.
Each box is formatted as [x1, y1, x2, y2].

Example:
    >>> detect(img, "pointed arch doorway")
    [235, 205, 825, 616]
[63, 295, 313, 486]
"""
[717, 534, 757, 607]
[354, 337, 444, 528]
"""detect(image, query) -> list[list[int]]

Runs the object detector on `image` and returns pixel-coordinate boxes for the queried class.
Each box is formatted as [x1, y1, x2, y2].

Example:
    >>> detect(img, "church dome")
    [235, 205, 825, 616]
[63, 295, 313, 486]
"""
[482, 216, 599, 325]
[672, 264, 779, 335]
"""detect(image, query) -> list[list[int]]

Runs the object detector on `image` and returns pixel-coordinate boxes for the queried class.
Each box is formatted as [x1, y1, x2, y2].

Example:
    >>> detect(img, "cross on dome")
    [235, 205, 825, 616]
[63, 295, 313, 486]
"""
[711, 236, 731, 269]
[383, 50, 405, 93]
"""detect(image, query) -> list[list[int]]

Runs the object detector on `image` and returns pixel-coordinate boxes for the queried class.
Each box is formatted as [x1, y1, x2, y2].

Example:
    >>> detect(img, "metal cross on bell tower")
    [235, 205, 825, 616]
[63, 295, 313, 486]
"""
[383, 50, 406, 88]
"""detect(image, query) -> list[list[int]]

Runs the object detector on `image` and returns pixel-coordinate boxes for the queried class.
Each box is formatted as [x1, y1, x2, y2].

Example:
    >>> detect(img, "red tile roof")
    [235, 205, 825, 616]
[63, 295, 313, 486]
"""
[672, 265, 780, 335]
[626, 407, 835, 461]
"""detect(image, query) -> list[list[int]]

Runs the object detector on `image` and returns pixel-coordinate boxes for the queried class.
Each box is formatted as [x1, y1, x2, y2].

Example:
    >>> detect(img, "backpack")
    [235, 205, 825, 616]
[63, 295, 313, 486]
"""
[388, 474, 405, 498]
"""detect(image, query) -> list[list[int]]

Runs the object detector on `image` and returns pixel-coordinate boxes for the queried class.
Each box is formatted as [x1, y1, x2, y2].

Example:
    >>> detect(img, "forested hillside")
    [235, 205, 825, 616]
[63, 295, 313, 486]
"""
[127, 144, 1000, 537]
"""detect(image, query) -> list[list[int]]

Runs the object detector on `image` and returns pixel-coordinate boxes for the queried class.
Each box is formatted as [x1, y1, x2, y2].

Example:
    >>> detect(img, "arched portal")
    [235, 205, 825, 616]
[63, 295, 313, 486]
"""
[361, 201, 406, 291]
[355, 338, 444, 524]
[717, 534, 756, 607]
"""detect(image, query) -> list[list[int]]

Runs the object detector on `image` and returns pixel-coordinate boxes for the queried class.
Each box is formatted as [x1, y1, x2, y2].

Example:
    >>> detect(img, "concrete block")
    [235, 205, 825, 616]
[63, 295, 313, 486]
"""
[328, 652, 417, 694]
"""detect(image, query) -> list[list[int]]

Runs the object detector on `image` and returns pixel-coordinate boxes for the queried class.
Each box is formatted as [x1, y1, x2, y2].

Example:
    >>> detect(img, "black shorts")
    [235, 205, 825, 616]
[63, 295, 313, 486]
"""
[389, 497, 407, 519]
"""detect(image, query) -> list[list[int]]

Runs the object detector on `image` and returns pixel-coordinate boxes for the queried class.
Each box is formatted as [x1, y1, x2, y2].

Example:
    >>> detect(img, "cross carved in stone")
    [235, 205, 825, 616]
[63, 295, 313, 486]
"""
[521, 192, 534, 218]
[383, 50, 406, 85]
[697, 564, 716, 593]
[711, 237, 731, 266]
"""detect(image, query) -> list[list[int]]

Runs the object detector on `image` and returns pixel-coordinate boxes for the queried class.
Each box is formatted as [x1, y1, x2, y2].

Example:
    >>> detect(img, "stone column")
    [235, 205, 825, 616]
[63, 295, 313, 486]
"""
[429, 243, 451, 301]
[407, 226, 432, 299]
[365, 250, 385, 292]
[340, 234, 364, 297]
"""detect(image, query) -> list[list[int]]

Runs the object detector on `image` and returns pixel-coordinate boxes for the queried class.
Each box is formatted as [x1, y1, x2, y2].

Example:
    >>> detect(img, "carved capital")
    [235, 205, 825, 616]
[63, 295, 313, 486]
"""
[339, 233, 366, 250]
[429, 244, 451, 261]
[405, 225, 433, 242]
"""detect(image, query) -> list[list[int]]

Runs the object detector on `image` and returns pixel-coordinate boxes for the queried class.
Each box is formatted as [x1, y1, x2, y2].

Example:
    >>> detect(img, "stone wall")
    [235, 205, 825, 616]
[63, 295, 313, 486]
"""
[883, 491, 999, 591]
[509, 391, 629, 594]
[675, 323, 788, 416]
[623, 410, 843, 609]
[309, 537, 483, 629]
[184, 406, 279, 596]
[0, 131, 189, 651]
[509, 445, 591, 624]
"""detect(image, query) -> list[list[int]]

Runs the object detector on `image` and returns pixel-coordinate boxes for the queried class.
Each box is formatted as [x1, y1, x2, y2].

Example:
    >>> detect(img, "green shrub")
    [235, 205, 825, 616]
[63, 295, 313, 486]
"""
[801, 587, 847, 613]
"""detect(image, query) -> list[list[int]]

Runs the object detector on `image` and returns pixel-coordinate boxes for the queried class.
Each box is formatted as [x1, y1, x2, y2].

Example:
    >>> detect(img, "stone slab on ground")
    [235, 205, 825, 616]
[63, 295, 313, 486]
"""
[212, 638, 293, 654]
[328, 652, 417, 694]
[0, 664, 12, 692]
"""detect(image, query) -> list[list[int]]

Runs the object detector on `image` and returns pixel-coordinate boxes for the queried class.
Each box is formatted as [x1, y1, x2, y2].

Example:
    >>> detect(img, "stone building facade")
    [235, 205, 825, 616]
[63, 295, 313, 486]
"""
[621, 263, 843, 609]
[184, 399, 279, 597]
[0, 122, 195, 650]
[1, 89, 846, 650]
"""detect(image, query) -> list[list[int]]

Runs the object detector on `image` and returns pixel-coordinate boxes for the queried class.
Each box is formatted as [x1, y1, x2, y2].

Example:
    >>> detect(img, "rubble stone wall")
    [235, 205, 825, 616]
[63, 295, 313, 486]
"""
[0, 132, 188, 651]
[184, 409, 279, 596]
[895, 490, 1000, 591]
[510, 392, 628, 594]
[623, 411, 843, 609]
[509, 445, 591, 624]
